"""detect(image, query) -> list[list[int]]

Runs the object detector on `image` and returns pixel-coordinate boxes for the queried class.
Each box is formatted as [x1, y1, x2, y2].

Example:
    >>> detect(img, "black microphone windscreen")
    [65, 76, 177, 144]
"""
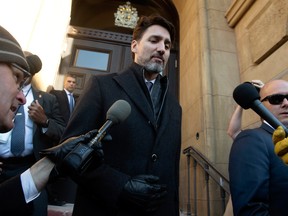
[233, 82, 260, 109]
[106, 100, 131, 124]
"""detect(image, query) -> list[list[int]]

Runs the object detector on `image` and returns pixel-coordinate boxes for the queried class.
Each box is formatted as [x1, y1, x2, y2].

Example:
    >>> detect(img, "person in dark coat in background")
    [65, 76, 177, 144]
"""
[50, 74, 77, 125]
[49, 74, 78, 204]
[61, 15, 182, 216]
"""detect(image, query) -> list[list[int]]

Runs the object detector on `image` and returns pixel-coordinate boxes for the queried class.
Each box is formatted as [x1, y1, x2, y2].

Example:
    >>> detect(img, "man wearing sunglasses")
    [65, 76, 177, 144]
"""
[0, 25, 104, 215]
[229, 79, 288, 215]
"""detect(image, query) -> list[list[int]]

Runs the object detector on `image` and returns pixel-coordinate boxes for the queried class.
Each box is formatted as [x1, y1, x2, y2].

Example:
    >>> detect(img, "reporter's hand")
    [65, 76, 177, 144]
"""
[119, 175, 167, 214]
[273, 126, 288, 163]
[40, 129, 100, 164]
[251, 80, 264, 89]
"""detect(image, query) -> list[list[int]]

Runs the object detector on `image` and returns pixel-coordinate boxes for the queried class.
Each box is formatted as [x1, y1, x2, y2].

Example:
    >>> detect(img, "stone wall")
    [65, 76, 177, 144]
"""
[226, 0, 288, 128]
[173, 0, 288, 214]
[173, 0, 238, 214]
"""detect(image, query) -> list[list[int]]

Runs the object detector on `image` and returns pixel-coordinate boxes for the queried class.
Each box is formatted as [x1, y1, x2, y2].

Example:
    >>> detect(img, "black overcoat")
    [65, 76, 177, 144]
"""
[62, 63, 182, 216]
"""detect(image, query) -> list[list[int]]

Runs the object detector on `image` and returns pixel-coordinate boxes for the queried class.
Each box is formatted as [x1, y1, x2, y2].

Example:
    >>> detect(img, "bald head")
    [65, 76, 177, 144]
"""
[260, 80, 288, 127]
[260, 80, 288, 100]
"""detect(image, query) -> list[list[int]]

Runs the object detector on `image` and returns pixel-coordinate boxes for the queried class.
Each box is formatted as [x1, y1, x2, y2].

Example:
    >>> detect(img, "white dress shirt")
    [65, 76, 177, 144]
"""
[20, 169, 40, 203]
[64, 89, 74, 106]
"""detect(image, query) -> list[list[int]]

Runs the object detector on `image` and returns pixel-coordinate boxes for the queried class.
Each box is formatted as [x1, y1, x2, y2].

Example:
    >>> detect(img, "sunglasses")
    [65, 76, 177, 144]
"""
[261, 94, 288, 105]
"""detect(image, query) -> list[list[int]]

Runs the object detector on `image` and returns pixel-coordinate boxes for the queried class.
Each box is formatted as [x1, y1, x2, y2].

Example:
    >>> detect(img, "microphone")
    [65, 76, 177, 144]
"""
[62, 99, 131, 174]
[233, 82, 288, 135]
[88, 99, 131, 147]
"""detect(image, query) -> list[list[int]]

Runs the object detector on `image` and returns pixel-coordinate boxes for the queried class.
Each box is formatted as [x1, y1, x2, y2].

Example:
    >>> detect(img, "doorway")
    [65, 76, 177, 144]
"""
[59, 26, 179, 99]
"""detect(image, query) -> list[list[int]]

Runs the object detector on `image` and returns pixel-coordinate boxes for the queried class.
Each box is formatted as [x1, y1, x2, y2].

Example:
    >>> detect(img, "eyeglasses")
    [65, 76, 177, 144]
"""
[11, 63, 31, 91]
[261, 94, 288, 105]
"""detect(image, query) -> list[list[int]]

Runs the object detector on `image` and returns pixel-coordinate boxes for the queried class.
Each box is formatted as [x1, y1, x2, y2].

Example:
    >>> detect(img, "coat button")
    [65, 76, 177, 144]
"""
[151, 154, 158, 162]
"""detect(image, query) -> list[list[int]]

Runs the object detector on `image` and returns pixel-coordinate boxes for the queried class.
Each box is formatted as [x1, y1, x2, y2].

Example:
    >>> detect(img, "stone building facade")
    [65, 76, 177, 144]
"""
[1, 0, 287, 215]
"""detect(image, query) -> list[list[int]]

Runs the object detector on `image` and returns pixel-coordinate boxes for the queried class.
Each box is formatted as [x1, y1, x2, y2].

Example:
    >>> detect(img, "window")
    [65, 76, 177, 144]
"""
[74, 49, 110, 71]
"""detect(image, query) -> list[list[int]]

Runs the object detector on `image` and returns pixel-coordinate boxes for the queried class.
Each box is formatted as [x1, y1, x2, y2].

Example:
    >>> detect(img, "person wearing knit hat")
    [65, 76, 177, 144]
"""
[0, 26, 29, 72]
[0, 51, 66, 214]
[0, 25, 53, 215]
[0, 26, 104, 215]
[0, 26, 31, 132]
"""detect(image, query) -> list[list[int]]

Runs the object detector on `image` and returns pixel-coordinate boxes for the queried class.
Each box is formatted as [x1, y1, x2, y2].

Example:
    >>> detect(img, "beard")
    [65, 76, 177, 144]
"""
[143, 61, 164, 74]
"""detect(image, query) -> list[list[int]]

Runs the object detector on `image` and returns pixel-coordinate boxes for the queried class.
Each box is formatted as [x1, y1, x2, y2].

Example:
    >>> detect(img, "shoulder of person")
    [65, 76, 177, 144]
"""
[40, 91, 58, 100]
[234, 127, 272, 145]
[50, 89, 63, 94]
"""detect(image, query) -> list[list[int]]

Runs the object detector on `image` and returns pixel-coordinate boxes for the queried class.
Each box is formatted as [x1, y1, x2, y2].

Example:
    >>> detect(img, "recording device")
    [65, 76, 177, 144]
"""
[63, 99, 131, 175]
[233, 82, 288, 135]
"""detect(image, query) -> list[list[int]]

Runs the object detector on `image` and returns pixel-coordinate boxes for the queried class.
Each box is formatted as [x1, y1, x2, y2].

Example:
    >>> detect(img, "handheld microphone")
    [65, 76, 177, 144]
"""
[63, 99, 131, 175]
[88, 99, 131, 147]
[233, 82, 288, 135]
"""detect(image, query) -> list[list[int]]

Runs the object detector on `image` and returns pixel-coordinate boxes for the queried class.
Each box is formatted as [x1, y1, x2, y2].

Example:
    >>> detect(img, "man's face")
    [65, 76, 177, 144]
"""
[64, 76, 76, 93]
[260, 80, 288, 127]
[0, 63, 27, 132]
[131, 25, 171, 76]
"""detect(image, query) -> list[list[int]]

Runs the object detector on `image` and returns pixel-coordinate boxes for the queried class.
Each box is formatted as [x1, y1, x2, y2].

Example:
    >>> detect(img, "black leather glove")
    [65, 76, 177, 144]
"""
[40, 129, 106, 177]
[118, 175, 167, 214]
[62, 137, 104, 175]
[40, 129, 100, 164]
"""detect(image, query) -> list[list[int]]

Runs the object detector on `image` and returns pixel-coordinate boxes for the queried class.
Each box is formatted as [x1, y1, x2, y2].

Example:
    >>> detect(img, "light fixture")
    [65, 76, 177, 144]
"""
[114, 1, 139, 29]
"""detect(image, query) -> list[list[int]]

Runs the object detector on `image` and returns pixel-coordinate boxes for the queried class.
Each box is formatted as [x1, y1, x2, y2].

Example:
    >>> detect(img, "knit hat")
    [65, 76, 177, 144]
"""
[0, 25, 29, 71]
[25, 54, 42, 75]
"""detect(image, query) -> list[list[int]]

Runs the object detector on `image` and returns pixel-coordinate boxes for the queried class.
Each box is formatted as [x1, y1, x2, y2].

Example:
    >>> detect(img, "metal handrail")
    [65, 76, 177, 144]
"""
[183, 146, 230, 216]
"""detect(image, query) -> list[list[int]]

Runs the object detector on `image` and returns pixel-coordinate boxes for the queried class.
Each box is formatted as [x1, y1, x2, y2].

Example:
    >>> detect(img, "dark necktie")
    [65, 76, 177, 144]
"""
[69, 93, 74, 114]
[11, 105, 25, 156]
[146, 81, 153, 93]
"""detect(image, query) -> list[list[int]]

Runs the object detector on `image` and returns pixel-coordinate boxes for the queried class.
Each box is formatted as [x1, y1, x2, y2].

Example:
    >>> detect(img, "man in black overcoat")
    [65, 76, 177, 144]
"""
[61, 15, 182, 216]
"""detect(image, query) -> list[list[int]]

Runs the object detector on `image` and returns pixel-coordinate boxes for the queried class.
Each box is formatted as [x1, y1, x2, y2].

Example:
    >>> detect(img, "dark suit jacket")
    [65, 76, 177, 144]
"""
[22, 87, 66, 215]
[0, 88, 65, 216]
[31, 87, 66, 159]
[229, 123, 288, 215]
[0, 175, 32, 215]
[50, 89, 76, 124]
[61, 63, 182, 216]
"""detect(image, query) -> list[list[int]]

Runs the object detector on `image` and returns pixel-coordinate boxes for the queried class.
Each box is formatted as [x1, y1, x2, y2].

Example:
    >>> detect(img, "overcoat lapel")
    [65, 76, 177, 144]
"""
[114, 64, 172, 137]
[114, 70, 155, 124]
[261, 123, 274, 134]
[61, 90, 70, 111]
